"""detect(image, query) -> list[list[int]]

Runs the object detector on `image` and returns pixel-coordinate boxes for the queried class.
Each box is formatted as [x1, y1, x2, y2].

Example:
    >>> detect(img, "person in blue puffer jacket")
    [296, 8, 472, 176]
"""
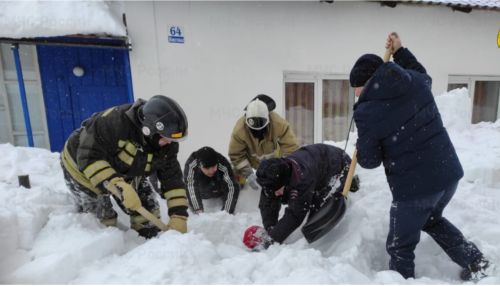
[350, 32, 488, 281]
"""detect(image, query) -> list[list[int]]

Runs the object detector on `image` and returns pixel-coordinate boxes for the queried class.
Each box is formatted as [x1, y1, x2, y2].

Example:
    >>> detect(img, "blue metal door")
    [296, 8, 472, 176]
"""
[37, 45, 133, 152]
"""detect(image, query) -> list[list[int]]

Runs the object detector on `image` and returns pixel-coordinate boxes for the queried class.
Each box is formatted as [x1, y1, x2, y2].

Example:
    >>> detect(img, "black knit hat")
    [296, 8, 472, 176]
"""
[349, 54, 384, 87]
[196, 146, 218, 168]
[256, 158, 291, 192]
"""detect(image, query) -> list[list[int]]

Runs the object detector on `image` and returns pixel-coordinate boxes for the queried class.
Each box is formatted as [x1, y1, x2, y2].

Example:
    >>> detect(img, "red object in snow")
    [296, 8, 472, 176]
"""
[242, 225, 265, 249]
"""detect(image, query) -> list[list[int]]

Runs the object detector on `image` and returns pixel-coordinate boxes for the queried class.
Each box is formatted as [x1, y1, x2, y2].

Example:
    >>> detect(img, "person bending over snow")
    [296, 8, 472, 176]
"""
[243, 143, 359, 250]
[61, 95, 189, 238]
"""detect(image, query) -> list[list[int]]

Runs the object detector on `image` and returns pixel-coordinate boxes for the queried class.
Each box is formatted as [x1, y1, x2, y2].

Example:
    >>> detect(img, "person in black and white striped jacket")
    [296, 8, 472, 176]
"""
[184, 146, 240, 214]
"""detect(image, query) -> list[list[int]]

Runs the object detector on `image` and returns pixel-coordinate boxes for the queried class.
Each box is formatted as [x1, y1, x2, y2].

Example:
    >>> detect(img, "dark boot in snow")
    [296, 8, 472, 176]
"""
[137, 226, 161, 239]
[460, 257, 490, 282]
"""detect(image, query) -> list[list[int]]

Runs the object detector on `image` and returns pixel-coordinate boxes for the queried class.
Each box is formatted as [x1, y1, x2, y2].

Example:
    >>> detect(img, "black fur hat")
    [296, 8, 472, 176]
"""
[349, 54, 383, 87]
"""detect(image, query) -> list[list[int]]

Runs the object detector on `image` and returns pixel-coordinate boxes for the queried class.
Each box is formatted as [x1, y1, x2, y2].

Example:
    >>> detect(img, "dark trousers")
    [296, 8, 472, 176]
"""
[386, 181, 483, 279]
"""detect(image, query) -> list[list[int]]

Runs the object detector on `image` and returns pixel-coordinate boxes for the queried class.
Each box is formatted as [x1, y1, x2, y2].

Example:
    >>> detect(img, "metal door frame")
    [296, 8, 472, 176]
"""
[0, 45, 15, 144]
[0, 44, 49, 147]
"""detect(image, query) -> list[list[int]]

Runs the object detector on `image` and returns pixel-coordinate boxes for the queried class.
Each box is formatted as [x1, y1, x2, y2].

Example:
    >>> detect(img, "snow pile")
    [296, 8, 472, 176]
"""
[0, 1, 126, 38]
[0, 89, 499, 284]
[435, 88, 500, 189]
[435, 87, 472, 131]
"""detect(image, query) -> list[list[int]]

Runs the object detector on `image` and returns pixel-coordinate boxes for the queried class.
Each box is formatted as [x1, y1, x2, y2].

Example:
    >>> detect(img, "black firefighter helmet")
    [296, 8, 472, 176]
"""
[139, 95, 188, 142]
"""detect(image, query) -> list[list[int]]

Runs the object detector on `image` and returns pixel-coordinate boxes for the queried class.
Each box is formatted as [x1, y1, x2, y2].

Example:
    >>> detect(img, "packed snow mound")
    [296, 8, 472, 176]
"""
[0, 1, 126, 38]
[436, 88, 500, 189]
[435, 87, 472, 131]
[0, 89, 499, 284]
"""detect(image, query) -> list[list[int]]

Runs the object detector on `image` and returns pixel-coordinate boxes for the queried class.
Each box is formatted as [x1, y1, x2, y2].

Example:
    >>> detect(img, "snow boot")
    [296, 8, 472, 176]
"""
[137, 226, 161, 239]
[460, 257, 490, 282]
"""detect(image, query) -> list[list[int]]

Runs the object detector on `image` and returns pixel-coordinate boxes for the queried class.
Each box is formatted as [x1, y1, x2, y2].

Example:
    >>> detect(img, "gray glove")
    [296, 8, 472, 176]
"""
[246, 173, 260, 191]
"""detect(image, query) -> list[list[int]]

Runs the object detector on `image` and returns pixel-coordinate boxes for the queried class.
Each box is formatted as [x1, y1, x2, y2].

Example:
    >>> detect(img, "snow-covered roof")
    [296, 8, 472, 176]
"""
[412, 0, 500, 10]
[0, 1, 127, 39]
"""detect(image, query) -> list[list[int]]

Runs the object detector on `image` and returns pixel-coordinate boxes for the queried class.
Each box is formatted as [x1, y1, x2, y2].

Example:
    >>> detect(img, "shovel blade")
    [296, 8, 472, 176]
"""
[301, 192, 347, 243]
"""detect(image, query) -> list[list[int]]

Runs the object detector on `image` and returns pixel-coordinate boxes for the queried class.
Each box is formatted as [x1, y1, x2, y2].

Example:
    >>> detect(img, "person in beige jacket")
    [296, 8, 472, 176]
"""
[229, 94, 299, 190]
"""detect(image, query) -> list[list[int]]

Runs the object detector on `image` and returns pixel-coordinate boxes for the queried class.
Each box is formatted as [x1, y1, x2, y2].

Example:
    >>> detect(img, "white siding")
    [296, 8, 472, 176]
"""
[123, 1, 500, 163]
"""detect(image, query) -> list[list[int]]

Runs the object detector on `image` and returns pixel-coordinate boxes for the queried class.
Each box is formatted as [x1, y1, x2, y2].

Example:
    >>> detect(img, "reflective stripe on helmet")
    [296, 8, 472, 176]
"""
[140, 95, 188, 139]
[246, 117, 269, 130]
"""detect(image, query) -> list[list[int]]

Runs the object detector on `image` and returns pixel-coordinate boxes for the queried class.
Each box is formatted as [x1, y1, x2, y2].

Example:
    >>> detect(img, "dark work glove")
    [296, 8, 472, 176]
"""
[350, 175, 360, 193]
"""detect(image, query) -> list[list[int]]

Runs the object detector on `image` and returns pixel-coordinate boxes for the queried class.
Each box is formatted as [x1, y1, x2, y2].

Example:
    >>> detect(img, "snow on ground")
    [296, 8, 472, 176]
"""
[0, 88, 499, 284]
[0, 1, 126, 38]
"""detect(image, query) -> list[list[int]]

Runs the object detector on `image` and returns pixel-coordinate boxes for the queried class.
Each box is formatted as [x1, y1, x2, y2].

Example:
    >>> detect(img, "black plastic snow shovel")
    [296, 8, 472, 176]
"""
[301, 48, 392, 243]
[301, 150, 358, 243]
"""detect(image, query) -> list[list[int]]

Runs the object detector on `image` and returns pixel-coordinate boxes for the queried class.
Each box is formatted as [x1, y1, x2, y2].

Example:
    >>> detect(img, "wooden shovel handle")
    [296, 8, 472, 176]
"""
[135, 207, 169, 231]
[341, 149, 358, 197]
[383, 48, 392, 63]
[106, 182, 169, 231]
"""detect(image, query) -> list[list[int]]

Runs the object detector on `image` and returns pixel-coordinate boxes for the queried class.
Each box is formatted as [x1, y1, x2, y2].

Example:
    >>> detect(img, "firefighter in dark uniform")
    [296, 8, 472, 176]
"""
[60, 95, 189, 238]
[184, 146, 240, 214]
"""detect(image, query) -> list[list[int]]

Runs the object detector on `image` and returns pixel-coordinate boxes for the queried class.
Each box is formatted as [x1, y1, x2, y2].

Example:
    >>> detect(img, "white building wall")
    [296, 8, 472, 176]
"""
[123, 1, 500, 163]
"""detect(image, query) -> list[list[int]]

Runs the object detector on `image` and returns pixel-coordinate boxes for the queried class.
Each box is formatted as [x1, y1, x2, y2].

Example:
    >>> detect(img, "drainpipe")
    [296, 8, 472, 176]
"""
[11, 44, 34, 147]
[122, 13, 134, 103]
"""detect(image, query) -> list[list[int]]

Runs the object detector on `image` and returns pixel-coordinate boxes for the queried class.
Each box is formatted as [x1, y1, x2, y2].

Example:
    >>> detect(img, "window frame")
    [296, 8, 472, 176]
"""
[448, 75, 500, 123]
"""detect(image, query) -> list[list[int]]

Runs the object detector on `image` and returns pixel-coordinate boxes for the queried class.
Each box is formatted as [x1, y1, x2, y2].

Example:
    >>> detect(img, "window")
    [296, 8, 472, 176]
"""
[284, 73, 355, 145]
[472, 81, 500, 123]
[448, 76, 500, 124]
[285, 82, 314, 145]
[322, 80, 354, 142]
[447, 83, 468, 91]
